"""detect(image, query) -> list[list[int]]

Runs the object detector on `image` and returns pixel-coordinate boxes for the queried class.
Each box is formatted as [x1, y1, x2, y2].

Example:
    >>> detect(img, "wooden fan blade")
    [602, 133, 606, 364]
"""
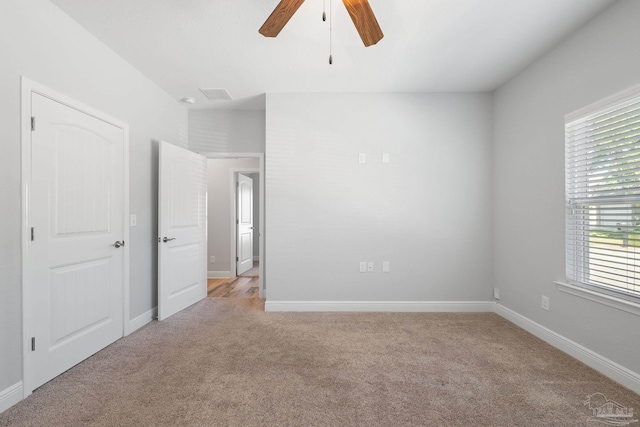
[259, 0, 306, 38]
[342, 0, 384, 47]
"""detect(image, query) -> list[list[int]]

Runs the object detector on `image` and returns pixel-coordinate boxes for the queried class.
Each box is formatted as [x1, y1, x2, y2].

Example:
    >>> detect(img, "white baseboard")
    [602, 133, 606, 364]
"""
[125, 307, 157, 336]
[208, 271, 232, 279]
[495, 304, 640, 395]
[0, 382, 23, 414]
[265, 301, 496, 312]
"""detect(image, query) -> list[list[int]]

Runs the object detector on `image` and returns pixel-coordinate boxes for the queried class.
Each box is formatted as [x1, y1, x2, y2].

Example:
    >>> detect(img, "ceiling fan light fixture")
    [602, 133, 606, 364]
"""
[181, 97, 196, 104]
[259, 0, 306, 38]
[341, 0, 383, 46]
[259, 0, 383, 47]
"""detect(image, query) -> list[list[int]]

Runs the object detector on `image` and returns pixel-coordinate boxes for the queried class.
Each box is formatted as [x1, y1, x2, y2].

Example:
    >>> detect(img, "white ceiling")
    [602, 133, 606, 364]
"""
[51, 0, 615, 110]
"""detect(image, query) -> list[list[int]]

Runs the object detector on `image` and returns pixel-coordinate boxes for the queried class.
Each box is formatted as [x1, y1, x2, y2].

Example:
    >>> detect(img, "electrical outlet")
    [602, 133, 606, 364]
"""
[541, 295, 550, 311]
[382, 261, 390, 273]
[359, 262, 367, 273]
[130, 214, 137, 227]
[359, 153, 366, 164]
[367, 261, 374, 272]
[210, 256, 215, 264]
[493, 288, 500, 300]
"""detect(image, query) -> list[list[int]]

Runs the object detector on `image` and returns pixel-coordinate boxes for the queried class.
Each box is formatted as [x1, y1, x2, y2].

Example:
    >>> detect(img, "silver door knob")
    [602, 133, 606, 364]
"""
[113, 240, 125, 248]
[162, 237, 176, 243]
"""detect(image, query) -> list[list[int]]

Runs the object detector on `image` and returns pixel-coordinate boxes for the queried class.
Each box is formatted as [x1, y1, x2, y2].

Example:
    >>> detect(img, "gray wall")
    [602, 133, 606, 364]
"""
[0, 0, 186, 393]
[207, 159, 260, 275]
[493, 0, 640, 375]
[189, 109, 265, 153]
[265, 93, 494, 302]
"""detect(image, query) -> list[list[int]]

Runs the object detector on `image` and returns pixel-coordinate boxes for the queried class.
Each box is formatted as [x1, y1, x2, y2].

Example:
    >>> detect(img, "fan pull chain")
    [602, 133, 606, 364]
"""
[329, 0, 333, 64]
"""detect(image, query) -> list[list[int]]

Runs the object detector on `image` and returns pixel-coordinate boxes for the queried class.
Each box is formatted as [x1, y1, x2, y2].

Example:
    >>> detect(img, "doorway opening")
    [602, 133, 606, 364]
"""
[202, 154, 265, 301]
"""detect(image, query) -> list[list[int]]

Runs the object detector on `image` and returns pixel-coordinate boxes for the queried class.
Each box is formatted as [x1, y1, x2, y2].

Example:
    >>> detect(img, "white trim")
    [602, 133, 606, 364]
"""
[265, 301, 496, 312]
[122, 124, 130, 339]
[0, 382, 23, 414]
[565, 83, 640, 123]
[208, 270, 233, 278]
[555, 281, 640, 317]
[21, 77, 130, 397]
[199, 152, 264, 159]
[126, 307, 157, 336]
[495, 303, 640, 395]
[21, 77, 32, 399]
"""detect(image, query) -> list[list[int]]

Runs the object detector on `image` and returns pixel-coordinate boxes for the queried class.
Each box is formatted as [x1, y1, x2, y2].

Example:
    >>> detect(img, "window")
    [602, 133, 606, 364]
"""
[565, 87, 640, 301]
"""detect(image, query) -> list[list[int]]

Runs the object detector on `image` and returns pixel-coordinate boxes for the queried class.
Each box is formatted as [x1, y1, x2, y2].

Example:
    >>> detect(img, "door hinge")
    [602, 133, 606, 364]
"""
[31, 227, 35, 241]
[31, 337, 35, 351]
[236, 256, 239, 262]
[31, 117, 35, 131]
[236, 219, 239, 225]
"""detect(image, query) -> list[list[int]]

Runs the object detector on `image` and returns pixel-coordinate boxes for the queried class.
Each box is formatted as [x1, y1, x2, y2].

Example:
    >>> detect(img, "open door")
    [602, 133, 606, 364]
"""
[158, 141, 207, 321]
[236, 173, 254, 275]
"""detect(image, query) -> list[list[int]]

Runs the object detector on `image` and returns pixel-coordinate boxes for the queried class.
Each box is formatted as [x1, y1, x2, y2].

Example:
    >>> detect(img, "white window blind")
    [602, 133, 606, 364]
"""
[565, 90, 640, 300]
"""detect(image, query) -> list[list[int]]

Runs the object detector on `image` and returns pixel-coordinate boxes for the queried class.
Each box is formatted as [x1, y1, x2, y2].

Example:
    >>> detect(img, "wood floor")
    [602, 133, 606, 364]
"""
[207, 277, 259, 298]
[207, 262, 259, 299]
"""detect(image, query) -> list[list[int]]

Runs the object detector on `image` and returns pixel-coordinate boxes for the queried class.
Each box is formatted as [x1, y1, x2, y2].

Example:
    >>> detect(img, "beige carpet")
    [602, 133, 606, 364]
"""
[1, 298, 639, 426]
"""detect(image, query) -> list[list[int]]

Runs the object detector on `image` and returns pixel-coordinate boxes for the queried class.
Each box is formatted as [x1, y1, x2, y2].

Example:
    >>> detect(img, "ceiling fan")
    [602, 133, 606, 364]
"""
[259, 0, 384, 47]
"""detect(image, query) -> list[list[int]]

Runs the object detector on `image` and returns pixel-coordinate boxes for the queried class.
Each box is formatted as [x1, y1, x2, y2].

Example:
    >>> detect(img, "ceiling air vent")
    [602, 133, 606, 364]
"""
[200, 88, 232, 101]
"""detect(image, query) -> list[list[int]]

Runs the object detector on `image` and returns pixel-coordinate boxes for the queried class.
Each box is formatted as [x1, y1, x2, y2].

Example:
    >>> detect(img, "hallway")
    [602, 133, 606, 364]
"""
[207, 262, 259, 299]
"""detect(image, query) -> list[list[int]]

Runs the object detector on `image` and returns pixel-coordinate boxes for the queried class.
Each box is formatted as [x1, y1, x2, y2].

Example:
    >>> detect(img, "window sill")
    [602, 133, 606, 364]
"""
[555, 281, 640, 317]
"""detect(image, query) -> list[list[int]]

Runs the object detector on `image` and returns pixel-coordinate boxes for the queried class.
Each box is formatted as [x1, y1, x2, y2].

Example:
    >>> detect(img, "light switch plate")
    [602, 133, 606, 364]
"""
[382, 153, 390, 163]
[359, 262, 367, 273]
[382, 261, 390, 272]
[367, 261, 374, 272]
[130, 214, 137, 227]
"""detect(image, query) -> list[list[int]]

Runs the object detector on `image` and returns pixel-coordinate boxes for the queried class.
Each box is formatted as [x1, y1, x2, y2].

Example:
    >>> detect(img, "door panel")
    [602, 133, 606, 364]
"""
[49, 258, 111, 348]
[158, 141, 207, 321]
[51, 127, 112, 235]
[30, 93, 125, 389]
[168, 243, 203, 295]
[236, 174, 254, 275]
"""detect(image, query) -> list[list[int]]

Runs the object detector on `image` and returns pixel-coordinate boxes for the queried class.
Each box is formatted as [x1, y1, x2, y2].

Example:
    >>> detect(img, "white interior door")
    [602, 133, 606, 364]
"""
[29, 93, 125, 389]
[158, 141, 207, 321]
[236, 174, 254, 275]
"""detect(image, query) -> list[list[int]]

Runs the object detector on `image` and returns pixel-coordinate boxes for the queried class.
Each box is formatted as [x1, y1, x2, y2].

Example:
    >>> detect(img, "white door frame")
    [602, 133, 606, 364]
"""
[20, 77, 130, 397]
[201, 153, 265, 298]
